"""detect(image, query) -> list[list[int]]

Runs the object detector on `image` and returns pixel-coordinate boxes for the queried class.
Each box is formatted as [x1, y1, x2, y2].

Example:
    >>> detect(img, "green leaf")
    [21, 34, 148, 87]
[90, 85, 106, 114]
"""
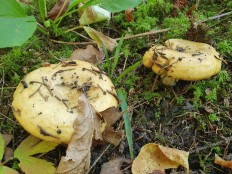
[80, 0, 142, 12]
[0, 0, 37, 48]
[0, 134, 4, 161]
[38, 0, 47, 21]
[0, 0, 25, 17]
[117, 89, 134, 158]
[100, 0, 143, 12]
[18, 156, 56, 174]
[0, 166, 19, 174]
[14, 135, 58, 174]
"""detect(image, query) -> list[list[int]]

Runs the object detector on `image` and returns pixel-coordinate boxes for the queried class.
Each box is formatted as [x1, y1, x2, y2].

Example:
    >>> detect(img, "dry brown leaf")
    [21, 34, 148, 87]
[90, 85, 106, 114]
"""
[47, 0, 71, 20]
[102, 127, 123, 146]
[132, 143, 189, 174]
[125, 9, 134, 22]
[56, 94, 96, 174]
[4, 147, 14, 161]
[83, 26, 118, 52]
[2, 134, 13, 146]
[214, 154, 232, 169]
[69, 45, 105, 64]
[100, 107, 121, 126]
[100, 158, 132, 174]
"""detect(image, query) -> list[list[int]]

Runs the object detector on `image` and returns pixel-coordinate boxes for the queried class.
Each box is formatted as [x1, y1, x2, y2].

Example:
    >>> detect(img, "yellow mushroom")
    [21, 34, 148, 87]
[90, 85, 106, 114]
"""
[12, 60, 118, 144]
[143, 39, 222, 85]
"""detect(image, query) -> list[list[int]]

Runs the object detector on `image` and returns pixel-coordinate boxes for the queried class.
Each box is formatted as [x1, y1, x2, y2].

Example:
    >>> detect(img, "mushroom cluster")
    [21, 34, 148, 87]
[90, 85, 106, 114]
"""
[12, 60, 118, 143]
[143, 39, 222, 85]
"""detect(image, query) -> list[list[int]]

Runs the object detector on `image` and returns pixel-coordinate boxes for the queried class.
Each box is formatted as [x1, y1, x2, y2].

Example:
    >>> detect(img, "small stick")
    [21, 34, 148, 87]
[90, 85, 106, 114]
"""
[50, 28, 170, 46]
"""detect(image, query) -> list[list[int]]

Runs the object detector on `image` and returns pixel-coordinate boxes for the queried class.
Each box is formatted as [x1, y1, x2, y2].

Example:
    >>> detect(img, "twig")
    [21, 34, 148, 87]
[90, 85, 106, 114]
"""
[201, 11, 232, 23]
[50, 28, 170, 46]
[86, 144, 111, 174]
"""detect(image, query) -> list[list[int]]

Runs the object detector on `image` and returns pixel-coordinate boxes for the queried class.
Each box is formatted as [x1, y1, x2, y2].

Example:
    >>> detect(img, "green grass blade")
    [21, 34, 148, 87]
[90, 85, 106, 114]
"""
[0, 133, 4, 161]
[115, 60, 142, 83]
[117, 89, 134, 159]
[38, 0, 47, 21]
[111, 37, 124, 78]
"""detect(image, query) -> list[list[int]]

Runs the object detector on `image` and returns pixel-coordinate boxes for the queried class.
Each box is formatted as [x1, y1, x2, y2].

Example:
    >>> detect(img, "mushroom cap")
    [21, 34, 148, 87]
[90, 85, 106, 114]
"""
[143, 39, 222, 85]
[12, 60, 118, 143]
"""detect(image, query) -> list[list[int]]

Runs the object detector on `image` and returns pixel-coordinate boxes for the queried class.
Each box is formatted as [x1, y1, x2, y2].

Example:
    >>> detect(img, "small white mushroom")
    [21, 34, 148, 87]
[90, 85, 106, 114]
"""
[143, 39, 222, 85]
[12, 60, 118, 143]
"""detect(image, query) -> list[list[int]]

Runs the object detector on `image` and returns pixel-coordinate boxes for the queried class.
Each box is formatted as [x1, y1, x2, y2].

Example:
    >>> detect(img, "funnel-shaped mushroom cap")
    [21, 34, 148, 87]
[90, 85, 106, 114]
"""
[12, 60, 118, 143]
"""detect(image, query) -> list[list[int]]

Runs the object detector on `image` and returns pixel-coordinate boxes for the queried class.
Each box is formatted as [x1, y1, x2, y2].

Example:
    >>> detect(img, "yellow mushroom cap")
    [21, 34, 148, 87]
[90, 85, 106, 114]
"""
[12, 60, 118, 143]
[143, 39, 222, 85]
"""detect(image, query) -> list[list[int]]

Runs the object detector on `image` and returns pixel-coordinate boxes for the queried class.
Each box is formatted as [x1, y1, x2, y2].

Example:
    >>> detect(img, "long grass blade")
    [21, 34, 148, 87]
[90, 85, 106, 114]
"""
[116, 60, 142, 83]
[111, 37, 123, 78]
[117, 89, 134, 159]
[38, 0, 47, 21]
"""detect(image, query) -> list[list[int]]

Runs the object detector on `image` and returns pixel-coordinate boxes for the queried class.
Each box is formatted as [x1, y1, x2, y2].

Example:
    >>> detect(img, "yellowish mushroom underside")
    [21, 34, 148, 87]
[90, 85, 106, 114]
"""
[143, 39, 222, 85]
[12, 60, 118, 143]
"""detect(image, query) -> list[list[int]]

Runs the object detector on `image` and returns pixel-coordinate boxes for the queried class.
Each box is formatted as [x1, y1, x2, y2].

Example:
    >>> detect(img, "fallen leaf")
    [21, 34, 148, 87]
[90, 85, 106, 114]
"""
[4, 147, 14, 161]
[69, 45, 105, 64]
[47, 0, 71, 20]
[125, 9, 134, 22]
[100, 158, 132, 174]
[83, 26, 118, 52]
[79, 6, 111, 25]
[14, 135, 58, 174]
[102, 127, 123, 146]
[56, 94, 96, 174]
[132, 143, 189, 174]
[100, 107, 122, 126]
[0, 166, 19, 174]
[214, 154, 232, 169]
[2, 134, 13, 146]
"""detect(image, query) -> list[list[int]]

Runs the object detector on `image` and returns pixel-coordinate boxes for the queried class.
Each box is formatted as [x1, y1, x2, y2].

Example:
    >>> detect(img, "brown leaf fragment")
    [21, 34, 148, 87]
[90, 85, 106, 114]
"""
[102, 127, 123, 146]
[100, 106, 122, 126]
[125, 9, 134, 22]
[132, 143, 189, 174]
[100, 158, 132, 174]
[2, 134, 13, 146]
[56, 94, 95, 174]
[47, 0, 71, 20]
[4, 147, 14, 161]
[172, 0, 188, 16]
[214, 154, 232, 169]
[69, 45, 105, 64]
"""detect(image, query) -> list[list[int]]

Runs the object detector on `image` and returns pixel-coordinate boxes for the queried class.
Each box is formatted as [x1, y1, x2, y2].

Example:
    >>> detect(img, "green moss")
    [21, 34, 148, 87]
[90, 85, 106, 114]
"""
[162, 13, 191, 39]
[113, 0, 173, 34]
[191, 70, 230, 107]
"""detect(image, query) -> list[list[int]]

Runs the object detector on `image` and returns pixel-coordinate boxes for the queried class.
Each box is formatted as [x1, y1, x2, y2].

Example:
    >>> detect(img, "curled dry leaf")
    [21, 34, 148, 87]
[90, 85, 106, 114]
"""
[56, 94, 98, 174]
[100, 158, 132, 174]
[83, 26, 118, 52]
[214, 154, 232, 169]
[47, 0, 71, 20]
[132, 143, 189, 174]
[69, 45, 105, 64]
[100, 107, 123, 146]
